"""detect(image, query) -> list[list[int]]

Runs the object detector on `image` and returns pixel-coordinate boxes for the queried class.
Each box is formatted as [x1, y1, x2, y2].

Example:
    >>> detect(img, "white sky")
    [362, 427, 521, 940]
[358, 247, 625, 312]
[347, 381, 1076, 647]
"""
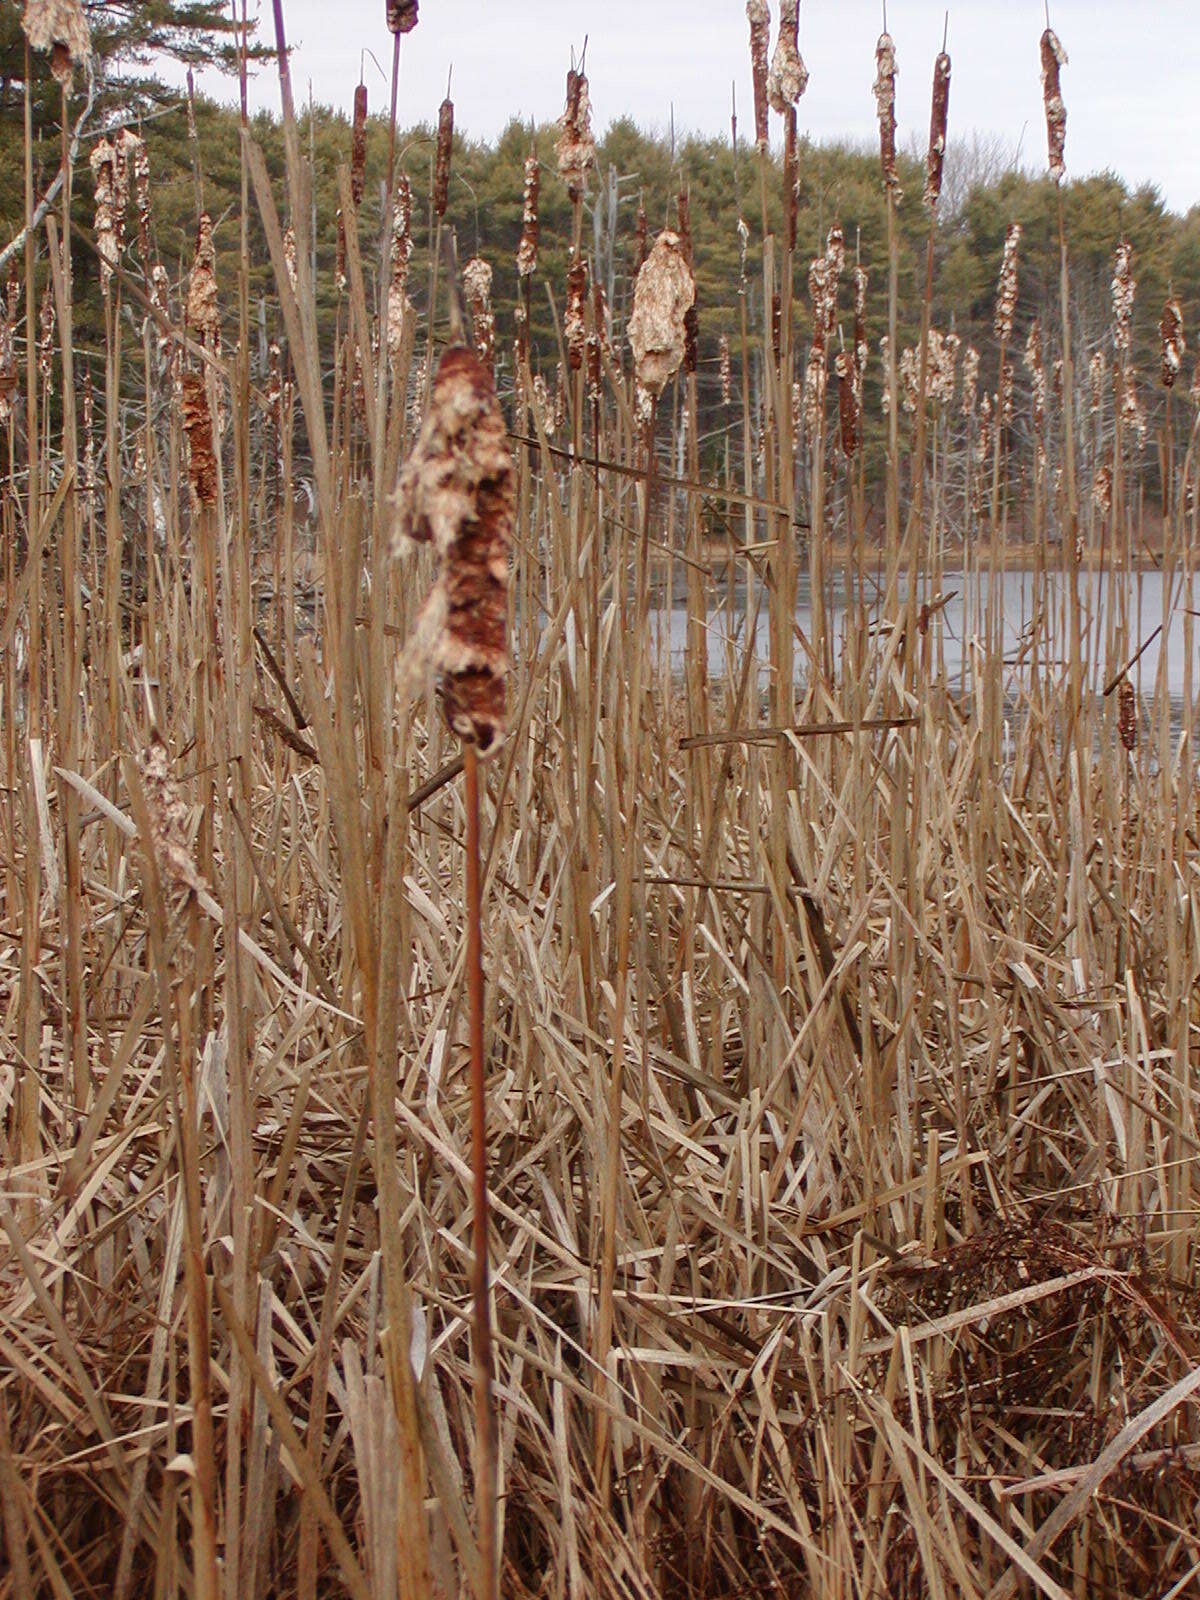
[172, 1, 1200, 215]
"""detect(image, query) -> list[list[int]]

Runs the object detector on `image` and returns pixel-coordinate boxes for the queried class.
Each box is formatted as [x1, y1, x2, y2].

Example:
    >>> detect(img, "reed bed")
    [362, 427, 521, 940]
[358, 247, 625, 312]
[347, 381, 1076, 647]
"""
[2, 7, 1200, 1599]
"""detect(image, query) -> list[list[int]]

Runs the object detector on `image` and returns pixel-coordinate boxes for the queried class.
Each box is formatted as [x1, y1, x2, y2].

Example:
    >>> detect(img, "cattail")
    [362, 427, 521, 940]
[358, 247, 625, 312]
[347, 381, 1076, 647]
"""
[1117, 680, 1136, 752]
[802, 349, 824, 434]
[933, 329, 959, 406]
[1040, 29, 1067, 184]
[434, 96, 454, 218]
[1160, 296, 1185, 388]
[836, 349, 860, 457]
[961, 345, 979, 415]
[38, 279, 54, 385]
[282, 224, 298, 293]
[999, 357, 1014, 426]
[181, 372, 218, 507]
[392, 346, 514, 754]
[719, 334, 732, 406]
[1089, 349, 1107, 413]
[386, 0, 418, 31]
[923, 51, 951, 210]
[21, 0, 90, 87]
[565, 252, 589, 373]
[133, 133, 150, 260]
[874, 32, 900, 194]
[1093, 460, 1113, 513]
[556, 68, 595, 203]
[516, 149, 540, 278]
[975, 392, 993, 466]
[1112, 241, 1135, 353]
[90, 137, 117, 293]
[628, 230, 695, 399]
[1024, 319, 1046, 470]
[1119, 369, 1146, 445]
[463, 257, 495, 367]
[587, 282, 610, 402]
[747, 0, 771, 146]
[187, 214, 220, 353]
[81, 364, 94, 493]
[880, 335, 892, 414]
[351, 83, 368, 208]
[677, 189, 699, 377]
[553, 362, 568, 432]
[767, 0, 808, 112]
[994, 223, 1021, 344]
[899, 345, 920, 413]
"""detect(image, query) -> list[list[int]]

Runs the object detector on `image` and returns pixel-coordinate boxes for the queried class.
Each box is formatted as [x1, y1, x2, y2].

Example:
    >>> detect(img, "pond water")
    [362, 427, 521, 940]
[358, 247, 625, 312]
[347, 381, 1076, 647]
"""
[661, 566, 1200, 706]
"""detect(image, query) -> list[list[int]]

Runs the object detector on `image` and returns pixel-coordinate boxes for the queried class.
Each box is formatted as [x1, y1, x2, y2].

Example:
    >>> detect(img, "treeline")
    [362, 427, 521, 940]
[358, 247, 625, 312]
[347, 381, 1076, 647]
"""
[5, 89, 1199, 485]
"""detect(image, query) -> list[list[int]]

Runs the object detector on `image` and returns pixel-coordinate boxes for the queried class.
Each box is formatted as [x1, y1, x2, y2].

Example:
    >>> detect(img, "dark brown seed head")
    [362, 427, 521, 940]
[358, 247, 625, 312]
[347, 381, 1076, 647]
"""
[1040, 29, 1067, 183]
[1117, 680, 1136, 752]
[747, 0, 770, 148]
[386, 0, 418, 33]
[923, 52, 951, 210]
[351, 83, 368, 208]
[874, 32, 899, 194]
[182, 372, 217, 507]
[556, 68, 595, 202]
[565, 253, 589, 372]
[836, 350, 861, 458]
[392, 346, 514, 754]
[434, 97, 454, 218]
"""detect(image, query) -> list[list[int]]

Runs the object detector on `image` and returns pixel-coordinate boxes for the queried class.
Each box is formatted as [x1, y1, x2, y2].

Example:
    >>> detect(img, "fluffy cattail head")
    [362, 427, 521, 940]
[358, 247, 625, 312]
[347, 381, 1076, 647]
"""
[392, 346, 514, 754]
[556, 68, 595, 203]
[386, 0, 418, 31]
[747, 0, 771, 147]
[565, 252, 589, 373]
[835, 349, 861, 457]
[187, 213, 220, 352]
[1040, 29, 1067, 184]
[1160, 296, 1185, 388]
[351, 83, 368, 208]
[433, 97, 454, 218]
[767, 0, 808, 113]
[923, 52, 951, 210]
[1112, 241, 1136, 354]
[22, 0, 90, 87]
[961, 345, 980, 416]
[133, 135, 150, 259]
[994, 223, 1022, 345]
[386, 187, 412, 361]
[874, 32, 899, 194]
[463, 256, 495, 367]
[719, 334, 732, 406]
[516, 149, 540, 278]
[628, 230, 695, 398]
[90, 137, 117, 293]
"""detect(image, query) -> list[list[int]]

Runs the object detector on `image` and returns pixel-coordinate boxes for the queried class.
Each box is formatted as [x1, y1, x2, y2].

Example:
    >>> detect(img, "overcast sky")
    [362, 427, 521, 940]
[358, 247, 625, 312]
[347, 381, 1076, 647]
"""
[173, 2, 1200, 216]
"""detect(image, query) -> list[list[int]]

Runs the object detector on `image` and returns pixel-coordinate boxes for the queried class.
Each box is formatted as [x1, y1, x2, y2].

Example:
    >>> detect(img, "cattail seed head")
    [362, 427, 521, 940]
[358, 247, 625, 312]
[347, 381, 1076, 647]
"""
[434, 97, 454, 218]
[961, 345, 979, 416]
[853, 263, 868, 399]
[133, 134, 150, 259]
[392, 346, 514, 754]
[38, 279, 54, 385]
[767, 0, 808, 113]
[874, 32, 900, 194]
[565, 252, 589, 373]
[1040, 29, 1067, 184]
[719, 334, 732, 406]
[1093, 460, 1113, 513]
[386, 0, 418, 32]
[587, 282, 610, 402]
[1112, 241, 1136, 354]
[923, 52, 951, 210]
[517, 149, 540, 278]
[187, 214, 220, 353]
[22, 0, 90, 87]
[835, 349, 861, 457]
[90, 137, 117, 293]
[463, 256, 495, 367]
[181, 372, 218, 507]
[1117, 680, 1137, 752]
[994, 223, 1021, 345]
[351, 83, 368, 208]
[747, 0, 771, 147]
[556, 68, 595, 203]
[628, 230, 695, 398]
[1160, 296, 1185, 388]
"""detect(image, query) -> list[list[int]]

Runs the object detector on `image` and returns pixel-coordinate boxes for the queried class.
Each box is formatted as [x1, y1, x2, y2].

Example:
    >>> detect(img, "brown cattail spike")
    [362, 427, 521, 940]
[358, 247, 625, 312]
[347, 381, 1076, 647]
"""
[351, 83, 368, 208]
[565, 253, 589, 373]
[1112, 242, 1135, 354]
[747, 0, 771, 147]
[187, 214, 220, 353]
[434, 97, 454, 218]
[1040, 28, 1067, 184]
[1117, 680, 1137, 753]
[767, 0, 808, 113]
[386, 0, 418, 32]
[556, 68, 595, 203]
[836, 350, 861, 458]
[463, 257, 495, 367]
[994, 223, 1022, 344]
[1160, 296, 1185, 389]
[923, 51, 951, 209]
[874, 32, 900, 194]
[182, 372, 218, 507]
[392, 347, 514, 754]
[516, 149, 540, 278]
